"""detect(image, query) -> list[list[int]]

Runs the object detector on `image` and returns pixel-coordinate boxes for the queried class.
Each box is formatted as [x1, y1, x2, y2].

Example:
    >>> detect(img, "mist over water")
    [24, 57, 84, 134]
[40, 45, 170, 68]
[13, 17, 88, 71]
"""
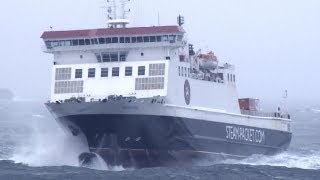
[0, 100, 319, 179]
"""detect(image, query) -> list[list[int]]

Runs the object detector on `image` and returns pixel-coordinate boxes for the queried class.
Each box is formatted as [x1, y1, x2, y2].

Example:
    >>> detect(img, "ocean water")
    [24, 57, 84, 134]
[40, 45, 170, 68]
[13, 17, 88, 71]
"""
[0, 100, 320, 180]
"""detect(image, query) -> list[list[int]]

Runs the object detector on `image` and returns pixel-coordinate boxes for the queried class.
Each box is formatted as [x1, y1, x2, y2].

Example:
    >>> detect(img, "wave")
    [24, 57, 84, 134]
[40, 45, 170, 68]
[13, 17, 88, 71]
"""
[221, 151, 320, 170]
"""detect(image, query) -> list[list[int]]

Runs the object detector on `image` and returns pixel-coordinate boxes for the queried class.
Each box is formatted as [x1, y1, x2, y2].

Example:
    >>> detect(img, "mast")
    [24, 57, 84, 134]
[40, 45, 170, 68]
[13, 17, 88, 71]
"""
[107, 0, 131, 28]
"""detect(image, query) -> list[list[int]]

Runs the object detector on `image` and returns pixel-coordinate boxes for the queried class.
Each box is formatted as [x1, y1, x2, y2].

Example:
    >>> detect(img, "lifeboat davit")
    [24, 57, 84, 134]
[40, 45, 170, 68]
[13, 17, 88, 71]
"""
[198, 51, 218, 70]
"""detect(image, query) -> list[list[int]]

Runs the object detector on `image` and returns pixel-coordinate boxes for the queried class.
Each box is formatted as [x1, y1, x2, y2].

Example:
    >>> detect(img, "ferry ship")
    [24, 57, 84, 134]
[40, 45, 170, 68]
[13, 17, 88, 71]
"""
[42, 0, 292, 168]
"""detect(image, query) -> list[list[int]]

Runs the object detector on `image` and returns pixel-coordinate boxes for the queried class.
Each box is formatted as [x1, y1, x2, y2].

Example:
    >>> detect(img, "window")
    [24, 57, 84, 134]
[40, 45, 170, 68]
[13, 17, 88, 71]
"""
[137, 37, 143, 43]
[101, 68, 108, 77]
[162, 35, 168, 41]
[184, 67, 187, 77]
[188, 68, 190, 77]
[65, 40, 71, 46]
[149, 63, 165, 76]
[91, 38, 98, 45]
[98, 38, 105, 44]
[55, 68, 71, 80]
[177, 35, 183, 41]
[181, 67, 184, 77]
[120, 52, 127, 61]
[79, 39, 85, 45]
[169, 35, 176, 43]
[132, 37, 137, 43]
[102, 53, 110, 62]
[85, 39, 91, 45]
[233, 75, 236, 82]
[135, 77, 165, 90]
[125, 67, 132, 76]
[88, 68, 96, 78]
[72, 39, 79, 46]
[112, 67, 120, 77]
[156, 36, 162, 42]
[112, 37, 118, 43]
[138, 66, 145, 76]
[95, 54, 102, 62]
[150, 36, 156, 42]
[106, 38, 112, 44]
[75, 69, 82, 79]
[178, 66, 181, 76]
[110, 53, 118, 62]
[143, 36, 150, 42]
[125, 37, 131, 43]
[54, 81, 84, 94]
[227, 74, 230, 81]
[120, 37, 125, 43]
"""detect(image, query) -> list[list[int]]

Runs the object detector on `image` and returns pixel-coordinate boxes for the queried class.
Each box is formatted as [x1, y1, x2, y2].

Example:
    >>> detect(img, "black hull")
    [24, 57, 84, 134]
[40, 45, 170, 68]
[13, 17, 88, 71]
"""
[57, 114, 292, 168]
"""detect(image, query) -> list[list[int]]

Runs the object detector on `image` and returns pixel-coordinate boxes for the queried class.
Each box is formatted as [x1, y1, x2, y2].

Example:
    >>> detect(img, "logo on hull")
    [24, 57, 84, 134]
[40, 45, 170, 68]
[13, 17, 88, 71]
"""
[184, 80, 191, 105]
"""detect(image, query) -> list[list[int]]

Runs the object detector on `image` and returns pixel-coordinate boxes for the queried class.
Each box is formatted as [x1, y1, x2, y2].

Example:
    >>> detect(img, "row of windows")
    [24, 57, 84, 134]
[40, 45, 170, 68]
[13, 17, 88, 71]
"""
[228, 74, 236, 82]
[45, 35, 183, 49]
[178, 66, 191, 77]
[74, 66, 146, 79]
[54, 81, 84, 94]
[55, 68, 71, 80]
[95, 52, 127, 62]
[135, 77, 165, 90]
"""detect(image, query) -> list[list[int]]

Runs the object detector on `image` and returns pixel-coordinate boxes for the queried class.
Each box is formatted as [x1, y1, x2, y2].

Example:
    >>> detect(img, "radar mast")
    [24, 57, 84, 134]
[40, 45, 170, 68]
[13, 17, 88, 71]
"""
[107, 0, 131, 28]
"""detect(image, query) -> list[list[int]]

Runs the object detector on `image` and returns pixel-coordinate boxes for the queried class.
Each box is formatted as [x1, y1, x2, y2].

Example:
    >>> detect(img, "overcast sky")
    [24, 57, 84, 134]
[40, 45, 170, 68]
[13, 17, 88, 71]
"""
[0, 0, 319, 104]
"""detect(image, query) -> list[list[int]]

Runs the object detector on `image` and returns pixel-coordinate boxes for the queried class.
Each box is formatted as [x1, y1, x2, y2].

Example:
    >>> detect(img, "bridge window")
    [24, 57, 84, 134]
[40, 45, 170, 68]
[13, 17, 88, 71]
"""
[55, 68, 71, 80]
[132, 37, 137, 43]
[106, 38, 112, 44]
[162, 35, 168, 41]
[72, 39, 79, 46]
[75, 69, 82, 79]
[156, 36, 162, 42]
[88, 68, 96, 78]
[137, 37, 143, 43]
[150, 36, 156, 42]
[112, 37, 118, 43]
[125, 37, 131, 43]
[79, 39, 85, 45]
[143, 36, 150, 42]
[65, 40, 71, 46]
[138, 66, 145, 76]
[99, 38, 106, 44]
[85, 39, 91, 45]
[125, 67, 132, 76]
[112, 67, 120, 77]
[101, 68, 108, 77]
[120, 37, 125, 43]
[91, 38, 98, 45]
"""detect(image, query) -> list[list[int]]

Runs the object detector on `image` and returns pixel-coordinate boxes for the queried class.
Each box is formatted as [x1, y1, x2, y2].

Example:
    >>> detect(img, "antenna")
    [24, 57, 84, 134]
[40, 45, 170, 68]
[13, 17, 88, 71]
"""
[106, 0, 131, 28]
[177, 15, 185, 26]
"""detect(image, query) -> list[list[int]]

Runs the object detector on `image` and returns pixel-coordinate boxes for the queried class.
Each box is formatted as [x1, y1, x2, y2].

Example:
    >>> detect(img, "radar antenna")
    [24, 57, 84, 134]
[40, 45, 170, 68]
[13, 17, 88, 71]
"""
[106, 0, 131, 28]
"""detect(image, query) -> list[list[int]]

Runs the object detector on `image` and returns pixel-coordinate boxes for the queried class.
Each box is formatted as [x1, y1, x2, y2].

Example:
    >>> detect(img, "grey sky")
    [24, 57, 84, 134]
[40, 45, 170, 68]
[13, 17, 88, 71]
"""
[0, 0, 319, 103]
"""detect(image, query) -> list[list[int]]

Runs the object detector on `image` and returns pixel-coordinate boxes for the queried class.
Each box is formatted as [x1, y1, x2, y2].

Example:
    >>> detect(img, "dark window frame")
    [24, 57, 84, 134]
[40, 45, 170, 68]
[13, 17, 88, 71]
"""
[112, 67, 120, 77]
[125, 66, 133, 76]
[75, 69, 83, 79]
[101, 68, 108, 77]
[88, 68, 96, 78]
[138, 66, 146, 76]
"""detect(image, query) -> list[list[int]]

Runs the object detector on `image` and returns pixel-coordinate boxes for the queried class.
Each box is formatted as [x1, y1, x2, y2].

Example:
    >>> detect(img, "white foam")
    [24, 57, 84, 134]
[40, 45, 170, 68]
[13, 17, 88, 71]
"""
[221, 151, 320, 170]
[10, 117, 89, 167]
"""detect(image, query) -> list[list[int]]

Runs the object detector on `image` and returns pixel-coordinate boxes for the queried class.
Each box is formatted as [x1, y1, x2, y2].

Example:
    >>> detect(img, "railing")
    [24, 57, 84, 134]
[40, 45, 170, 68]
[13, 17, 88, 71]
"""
[240, 109, 291, 119]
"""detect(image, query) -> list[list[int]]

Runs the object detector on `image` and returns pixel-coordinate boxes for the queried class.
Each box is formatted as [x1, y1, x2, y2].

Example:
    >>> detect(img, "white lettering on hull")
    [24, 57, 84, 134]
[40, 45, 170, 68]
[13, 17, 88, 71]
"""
[226, 125, 265, 144]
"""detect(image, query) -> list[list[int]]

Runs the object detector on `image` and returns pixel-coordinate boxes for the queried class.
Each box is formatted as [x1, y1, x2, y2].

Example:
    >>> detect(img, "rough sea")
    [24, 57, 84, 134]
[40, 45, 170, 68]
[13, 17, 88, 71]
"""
[0, 100, 319, 180]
